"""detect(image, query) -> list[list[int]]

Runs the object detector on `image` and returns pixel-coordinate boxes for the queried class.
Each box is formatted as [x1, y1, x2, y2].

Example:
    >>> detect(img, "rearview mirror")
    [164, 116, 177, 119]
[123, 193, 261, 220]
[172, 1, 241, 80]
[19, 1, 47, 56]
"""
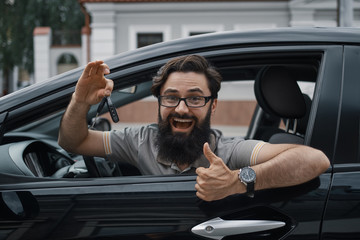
[90, 117, 112, 131]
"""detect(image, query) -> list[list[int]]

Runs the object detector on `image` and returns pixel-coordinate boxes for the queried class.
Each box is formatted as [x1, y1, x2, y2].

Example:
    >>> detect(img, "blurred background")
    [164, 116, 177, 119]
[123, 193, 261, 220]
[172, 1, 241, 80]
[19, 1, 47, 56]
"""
[0, 0, 359, 96]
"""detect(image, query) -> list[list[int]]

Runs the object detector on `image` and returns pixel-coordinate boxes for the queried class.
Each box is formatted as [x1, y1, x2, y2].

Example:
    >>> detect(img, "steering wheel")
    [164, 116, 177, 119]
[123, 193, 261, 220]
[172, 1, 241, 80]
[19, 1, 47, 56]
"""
[83, 155, 122, 177]
[82, 116, 121, 177]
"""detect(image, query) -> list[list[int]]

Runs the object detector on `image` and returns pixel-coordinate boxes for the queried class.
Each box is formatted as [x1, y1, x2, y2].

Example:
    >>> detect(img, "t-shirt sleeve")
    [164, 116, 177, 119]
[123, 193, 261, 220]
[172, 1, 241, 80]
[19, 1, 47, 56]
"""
[103, 127, 142, 166]
[222, 139, 267, 170]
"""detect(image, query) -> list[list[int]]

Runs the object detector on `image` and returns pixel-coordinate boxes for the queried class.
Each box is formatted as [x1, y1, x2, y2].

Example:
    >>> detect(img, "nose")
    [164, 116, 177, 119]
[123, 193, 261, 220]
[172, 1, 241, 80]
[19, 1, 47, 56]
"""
[175, 99, 189, 114]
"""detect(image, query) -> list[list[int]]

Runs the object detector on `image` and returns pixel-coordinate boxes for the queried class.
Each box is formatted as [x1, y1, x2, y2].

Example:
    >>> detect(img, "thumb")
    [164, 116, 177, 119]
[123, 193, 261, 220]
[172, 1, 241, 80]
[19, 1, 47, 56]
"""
[104, 78, 114, 97]
[203, 142, 221, 165]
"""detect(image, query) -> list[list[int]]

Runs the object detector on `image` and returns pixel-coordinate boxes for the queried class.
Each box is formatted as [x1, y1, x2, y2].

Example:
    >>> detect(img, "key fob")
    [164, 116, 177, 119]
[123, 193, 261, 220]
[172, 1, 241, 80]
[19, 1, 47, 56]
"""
[105, 96, 119, 123]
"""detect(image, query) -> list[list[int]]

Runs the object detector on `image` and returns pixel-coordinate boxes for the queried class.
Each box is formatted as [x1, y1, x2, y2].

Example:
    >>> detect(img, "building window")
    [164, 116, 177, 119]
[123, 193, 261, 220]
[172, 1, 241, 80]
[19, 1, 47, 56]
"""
[137, 33, 163, 48]
[129, 25, 171, 50]
[57, 53, 78, 75]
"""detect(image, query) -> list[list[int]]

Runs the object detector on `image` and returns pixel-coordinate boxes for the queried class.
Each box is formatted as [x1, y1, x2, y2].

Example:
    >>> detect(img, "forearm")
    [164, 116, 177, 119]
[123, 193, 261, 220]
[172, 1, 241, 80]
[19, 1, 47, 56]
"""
[196, 143, 330, 201]
[58, 93, 91, 153]
[251, 145, 329, 191]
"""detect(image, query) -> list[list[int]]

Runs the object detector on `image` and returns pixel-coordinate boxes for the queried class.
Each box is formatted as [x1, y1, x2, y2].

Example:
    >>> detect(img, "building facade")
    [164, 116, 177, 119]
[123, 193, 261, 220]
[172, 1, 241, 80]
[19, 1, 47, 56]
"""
[80, 0, 360, 61]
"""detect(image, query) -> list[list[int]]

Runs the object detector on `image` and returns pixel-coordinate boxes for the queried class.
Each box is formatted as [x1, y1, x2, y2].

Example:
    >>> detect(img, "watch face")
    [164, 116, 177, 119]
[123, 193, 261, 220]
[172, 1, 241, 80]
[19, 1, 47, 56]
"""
[240, 167, 256, 183]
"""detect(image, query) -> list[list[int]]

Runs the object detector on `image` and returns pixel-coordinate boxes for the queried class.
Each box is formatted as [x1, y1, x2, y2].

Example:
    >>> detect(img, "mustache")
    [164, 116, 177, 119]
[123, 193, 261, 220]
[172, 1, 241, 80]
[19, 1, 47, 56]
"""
[167, 113, 196, 121]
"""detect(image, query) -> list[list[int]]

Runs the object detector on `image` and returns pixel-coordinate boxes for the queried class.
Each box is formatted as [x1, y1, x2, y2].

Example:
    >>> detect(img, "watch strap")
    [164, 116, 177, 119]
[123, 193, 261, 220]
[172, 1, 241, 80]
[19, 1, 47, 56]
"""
[246, 181, 255, 198]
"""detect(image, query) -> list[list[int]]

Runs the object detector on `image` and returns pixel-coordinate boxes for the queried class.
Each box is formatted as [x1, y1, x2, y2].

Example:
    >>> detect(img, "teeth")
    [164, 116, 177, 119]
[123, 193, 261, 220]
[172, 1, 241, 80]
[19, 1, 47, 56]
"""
[174, 118, 192, 123]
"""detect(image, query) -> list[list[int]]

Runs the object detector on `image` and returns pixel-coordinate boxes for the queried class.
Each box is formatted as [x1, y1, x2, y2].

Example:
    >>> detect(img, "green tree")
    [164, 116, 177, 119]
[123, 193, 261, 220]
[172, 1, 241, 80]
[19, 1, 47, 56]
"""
[0, 0, 84, 93]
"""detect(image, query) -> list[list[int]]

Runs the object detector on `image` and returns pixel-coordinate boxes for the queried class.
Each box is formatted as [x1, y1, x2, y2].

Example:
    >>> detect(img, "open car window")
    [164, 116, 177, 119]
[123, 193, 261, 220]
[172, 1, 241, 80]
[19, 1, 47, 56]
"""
[0, 49, 322, 179]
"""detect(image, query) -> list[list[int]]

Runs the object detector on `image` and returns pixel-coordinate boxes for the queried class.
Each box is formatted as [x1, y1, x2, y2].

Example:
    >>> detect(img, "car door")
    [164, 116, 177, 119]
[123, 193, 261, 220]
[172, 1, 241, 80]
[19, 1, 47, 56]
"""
[0, 173, 329, 240]
[321, 45, 360, 239]
[0, 44, 342, 240]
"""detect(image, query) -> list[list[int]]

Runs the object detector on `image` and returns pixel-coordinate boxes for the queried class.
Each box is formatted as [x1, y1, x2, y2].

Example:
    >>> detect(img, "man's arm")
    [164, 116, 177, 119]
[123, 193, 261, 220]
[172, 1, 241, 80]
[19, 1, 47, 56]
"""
[58, 60, 113, 157]
[195, 142, 330, 201]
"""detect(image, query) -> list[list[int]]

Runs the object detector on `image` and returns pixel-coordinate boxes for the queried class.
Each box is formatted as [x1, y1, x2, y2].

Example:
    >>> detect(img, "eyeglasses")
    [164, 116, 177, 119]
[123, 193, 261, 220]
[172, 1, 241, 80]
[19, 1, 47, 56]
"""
[158, 96, 213, 108]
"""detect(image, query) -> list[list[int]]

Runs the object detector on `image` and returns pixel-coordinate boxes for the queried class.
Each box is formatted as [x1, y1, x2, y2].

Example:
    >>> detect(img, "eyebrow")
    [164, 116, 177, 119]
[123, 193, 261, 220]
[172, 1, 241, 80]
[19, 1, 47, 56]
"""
[163, 89, 178, 95]
[163, 87, 205, 95]
[188, 88, 204, 94]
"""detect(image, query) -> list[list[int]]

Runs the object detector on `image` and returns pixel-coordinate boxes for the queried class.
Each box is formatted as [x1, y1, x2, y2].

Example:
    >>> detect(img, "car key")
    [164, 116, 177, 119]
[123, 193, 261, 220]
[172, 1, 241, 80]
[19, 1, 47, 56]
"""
[91, 96, 119, 129]
[105, 96, 119, 123]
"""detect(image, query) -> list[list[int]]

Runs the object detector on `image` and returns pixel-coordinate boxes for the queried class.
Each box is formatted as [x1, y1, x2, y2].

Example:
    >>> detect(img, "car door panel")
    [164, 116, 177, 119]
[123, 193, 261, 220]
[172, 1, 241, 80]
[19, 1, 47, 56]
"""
[0, 173, 330, 240]
[322, 171, 360, 239]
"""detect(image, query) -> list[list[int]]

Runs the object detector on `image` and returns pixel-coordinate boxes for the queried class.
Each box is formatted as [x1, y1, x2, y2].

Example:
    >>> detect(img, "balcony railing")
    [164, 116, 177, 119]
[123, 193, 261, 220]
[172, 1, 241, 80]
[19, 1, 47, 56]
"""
[52, 30, 81, 46]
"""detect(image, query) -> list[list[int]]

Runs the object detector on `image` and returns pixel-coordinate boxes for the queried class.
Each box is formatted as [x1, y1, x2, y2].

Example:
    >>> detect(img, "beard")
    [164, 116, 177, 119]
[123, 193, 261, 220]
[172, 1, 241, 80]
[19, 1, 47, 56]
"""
[156, 106, 212, 167]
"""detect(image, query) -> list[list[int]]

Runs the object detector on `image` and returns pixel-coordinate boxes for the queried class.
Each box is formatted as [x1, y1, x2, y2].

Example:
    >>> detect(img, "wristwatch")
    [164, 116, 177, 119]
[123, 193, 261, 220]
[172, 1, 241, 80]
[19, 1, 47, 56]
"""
[238, 166, 256, 198]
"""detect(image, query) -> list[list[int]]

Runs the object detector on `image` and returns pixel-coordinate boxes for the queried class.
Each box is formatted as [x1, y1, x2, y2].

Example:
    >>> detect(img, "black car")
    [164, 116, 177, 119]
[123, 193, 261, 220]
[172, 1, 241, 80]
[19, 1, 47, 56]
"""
[0, 27, 359, 240]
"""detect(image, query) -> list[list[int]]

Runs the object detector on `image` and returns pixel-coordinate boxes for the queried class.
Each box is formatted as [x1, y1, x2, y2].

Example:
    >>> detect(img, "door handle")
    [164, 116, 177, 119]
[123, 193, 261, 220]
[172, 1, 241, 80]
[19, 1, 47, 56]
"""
[191, 217, 285, 240]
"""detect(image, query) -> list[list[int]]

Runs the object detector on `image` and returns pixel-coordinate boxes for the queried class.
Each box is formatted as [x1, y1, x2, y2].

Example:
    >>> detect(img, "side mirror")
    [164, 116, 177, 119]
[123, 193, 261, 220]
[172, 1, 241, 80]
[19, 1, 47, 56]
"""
[90, 117, 112, 131]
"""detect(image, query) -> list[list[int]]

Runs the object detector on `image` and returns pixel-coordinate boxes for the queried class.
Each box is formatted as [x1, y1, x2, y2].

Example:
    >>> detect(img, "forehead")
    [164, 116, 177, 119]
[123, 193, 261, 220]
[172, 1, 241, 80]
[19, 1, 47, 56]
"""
[160, 71, 210, 94]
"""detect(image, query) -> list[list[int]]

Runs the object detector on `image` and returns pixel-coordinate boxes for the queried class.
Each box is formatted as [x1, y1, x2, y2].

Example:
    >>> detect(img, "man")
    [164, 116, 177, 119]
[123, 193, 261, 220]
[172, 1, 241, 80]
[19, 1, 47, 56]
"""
[59, 55, 330, 201]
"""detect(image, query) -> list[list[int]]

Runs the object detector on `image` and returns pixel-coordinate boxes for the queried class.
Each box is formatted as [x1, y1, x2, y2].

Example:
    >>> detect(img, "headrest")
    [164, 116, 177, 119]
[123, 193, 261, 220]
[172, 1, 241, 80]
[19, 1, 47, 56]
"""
[297, 93, 311, 134]
[254, 66, 306, 119]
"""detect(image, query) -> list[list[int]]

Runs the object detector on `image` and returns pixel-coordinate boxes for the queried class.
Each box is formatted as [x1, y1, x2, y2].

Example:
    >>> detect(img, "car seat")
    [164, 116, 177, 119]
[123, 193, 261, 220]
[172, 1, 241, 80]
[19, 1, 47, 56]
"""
[254, 66, 311, 144]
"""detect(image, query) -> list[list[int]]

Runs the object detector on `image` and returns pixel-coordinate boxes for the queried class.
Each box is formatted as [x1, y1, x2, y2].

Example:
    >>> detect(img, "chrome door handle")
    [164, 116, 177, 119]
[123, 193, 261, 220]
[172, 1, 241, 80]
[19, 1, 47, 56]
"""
[191, 217, 285, 240]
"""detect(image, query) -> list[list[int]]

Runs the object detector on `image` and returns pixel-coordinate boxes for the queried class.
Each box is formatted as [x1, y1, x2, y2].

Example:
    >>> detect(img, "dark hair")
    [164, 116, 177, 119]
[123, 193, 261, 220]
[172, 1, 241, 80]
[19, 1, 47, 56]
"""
[151, 55, 222, 98]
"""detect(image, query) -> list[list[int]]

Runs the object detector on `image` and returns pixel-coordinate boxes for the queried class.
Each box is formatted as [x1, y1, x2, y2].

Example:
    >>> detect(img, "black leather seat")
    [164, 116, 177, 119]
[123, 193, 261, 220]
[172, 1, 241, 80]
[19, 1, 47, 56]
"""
[254, 66, 311, 144]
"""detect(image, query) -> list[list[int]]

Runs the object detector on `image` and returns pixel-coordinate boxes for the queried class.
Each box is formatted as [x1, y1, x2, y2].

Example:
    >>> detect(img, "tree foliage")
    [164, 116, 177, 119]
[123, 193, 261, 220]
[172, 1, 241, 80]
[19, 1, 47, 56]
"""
[0, 0, 84, 76]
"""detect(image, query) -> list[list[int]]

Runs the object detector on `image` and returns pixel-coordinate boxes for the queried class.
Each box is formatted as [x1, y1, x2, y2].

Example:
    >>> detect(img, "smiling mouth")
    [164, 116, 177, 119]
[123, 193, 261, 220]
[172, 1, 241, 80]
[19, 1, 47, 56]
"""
[172, 117, 194, 130]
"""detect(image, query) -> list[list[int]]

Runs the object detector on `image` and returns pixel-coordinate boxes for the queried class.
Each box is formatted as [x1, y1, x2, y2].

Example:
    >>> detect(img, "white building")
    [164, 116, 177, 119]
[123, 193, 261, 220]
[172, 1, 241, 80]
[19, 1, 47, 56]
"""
[33, 0, 360, 83]
[81, 0, 360, 60]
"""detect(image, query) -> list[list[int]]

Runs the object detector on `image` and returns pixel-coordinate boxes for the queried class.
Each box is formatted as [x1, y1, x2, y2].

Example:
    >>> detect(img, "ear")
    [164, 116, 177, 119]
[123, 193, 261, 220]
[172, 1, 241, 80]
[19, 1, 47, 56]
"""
[211, 98, 217, 116]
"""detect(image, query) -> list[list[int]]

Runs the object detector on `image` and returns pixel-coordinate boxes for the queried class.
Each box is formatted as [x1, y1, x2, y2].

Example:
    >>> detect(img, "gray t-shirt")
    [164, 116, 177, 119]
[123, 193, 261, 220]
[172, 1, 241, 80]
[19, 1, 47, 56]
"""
[104, 124, 265, 175]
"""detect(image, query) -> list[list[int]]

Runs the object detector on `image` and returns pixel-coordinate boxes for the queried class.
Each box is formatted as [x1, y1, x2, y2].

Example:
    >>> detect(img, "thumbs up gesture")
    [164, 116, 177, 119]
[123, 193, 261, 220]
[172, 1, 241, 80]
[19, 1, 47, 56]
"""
[195, 143, 244, 201]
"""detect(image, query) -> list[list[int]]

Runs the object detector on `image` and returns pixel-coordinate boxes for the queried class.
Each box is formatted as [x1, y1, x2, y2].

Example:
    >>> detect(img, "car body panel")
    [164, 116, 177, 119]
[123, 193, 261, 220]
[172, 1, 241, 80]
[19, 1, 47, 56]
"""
[0, 173, 330, 239]
[321, 45, 360, 239]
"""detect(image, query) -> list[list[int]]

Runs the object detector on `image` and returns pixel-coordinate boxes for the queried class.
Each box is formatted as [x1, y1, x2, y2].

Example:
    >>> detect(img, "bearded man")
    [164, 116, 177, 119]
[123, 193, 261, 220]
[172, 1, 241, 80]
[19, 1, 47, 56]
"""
[59, 55, 329, 201]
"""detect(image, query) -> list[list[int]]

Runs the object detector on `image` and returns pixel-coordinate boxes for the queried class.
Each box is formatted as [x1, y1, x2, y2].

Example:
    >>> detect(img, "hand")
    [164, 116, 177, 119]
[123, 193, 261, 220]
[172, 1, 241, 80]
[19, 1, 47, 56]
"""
[74, 60, 114, 106]
[195, 143, 244, 201]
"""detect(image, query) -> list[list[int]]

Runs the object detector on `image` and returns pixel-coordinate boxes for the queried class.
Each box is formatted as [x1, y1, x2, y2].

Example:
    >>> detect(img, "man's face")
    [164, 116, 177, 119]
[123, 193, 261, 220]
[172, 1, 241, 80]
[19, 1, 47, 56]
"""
[159, 71, 217, 135]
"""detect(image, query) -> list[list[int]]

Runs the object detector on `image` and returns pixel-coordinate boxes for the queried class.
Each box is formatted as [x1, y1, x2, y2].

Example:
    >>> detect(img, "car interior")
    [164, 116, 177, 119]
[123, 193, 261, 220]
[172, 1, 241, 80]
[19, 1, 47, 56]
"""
[0, 52, 320, 179]
[252, 65, 313, 144]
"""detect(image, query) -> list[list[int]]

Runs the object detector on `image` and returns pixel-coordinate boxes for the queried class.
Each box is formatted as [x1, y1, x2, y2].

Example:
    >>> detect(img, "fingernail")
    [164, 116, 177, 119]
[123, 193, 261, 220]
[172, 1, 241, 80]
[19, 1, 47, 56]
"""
[104, 68, 110, 74]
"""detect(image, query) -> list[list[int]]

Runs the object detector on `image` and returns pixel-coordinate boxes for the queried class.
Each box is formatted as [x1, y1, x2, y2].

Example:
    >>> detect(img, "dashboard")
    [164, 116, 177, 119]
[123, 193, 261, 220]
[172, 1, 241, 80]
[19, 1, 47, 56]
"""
[0, 129, 141, 178]
[0, 139, 77, 178]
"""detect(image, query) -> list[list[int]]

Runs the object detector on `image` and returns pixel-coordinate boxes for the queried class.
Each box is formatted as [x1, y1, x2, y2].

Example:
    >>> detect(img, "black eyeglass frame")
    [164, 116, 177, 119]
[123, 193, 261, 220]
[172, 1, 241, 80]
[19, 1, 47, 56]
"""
[158, 96, 213, 108]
